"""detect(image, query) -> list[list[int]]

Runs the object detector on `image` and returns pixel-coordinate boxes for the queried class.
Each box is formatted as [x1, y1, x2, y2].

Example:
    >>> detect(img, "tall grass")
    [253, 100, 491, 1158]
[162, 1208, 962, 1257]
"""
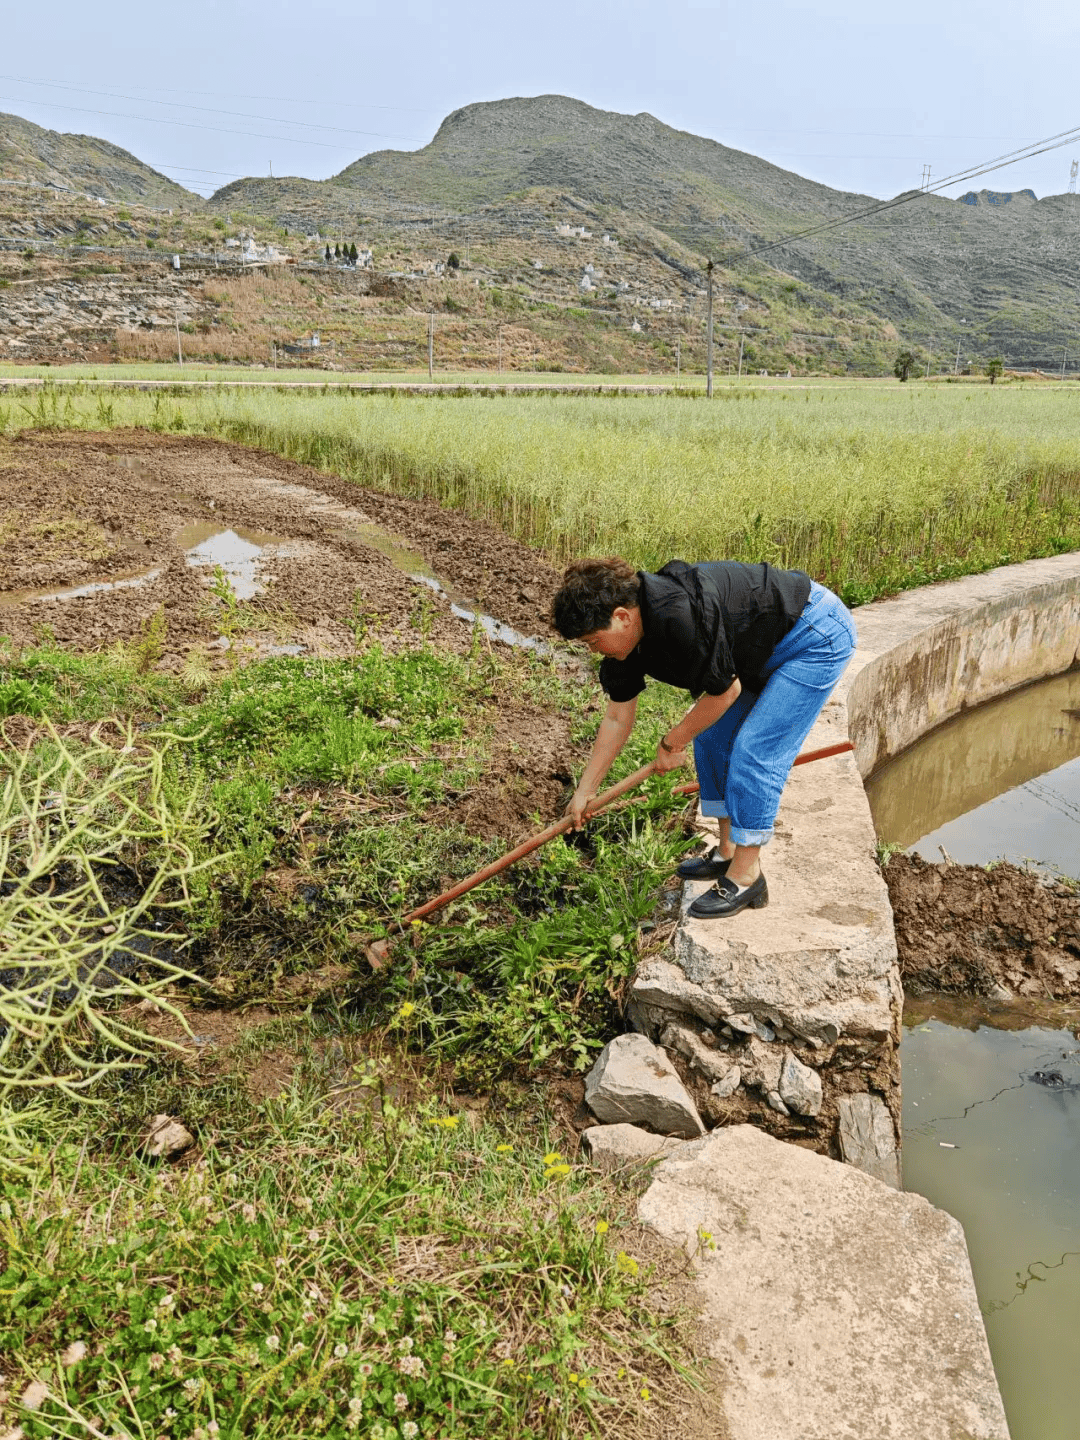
[5, 382, 1080, 602]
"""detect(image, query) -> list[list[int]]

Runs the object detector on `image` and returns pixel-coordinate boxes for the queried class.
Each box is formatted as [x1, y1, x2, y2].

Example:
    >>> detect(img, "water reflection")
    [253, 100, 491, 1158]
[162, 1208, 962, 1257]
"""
[866, 670, 1080, 870]
[903, 1013, 1080, 1440]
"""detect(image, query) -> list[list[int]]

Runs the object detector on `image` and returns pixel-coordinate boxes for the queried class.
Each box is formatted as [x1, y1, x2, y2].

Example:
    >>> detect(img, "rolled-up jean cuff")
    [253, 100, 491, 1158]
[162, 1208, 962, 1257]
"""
[699, 799, 729, 819]
[730, 824, 773, 847]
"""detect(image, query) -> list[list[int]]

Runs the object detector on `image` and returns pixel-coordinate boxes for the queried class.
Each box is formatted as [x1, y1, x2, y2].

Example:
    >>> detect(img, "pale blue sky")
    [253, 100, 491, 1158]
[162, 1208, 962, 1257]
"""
[6, 0, 1080, 201]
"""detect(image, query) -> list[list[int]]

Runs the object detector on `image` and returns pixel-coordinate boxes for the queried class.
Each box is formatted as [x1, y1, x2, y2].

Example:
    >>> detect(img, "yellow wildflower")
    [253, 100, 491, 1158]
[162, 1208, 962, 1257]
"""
[594, 1220, 609, 1234]
[542, 1151, 562, 1165]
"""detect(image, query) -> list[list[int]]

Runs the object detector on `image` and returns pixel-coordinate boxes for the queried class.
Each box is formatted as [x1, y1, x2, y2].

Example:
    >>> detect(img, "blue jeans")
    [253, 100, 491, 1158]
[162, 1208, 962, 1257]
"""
[692, 582, 857, 847]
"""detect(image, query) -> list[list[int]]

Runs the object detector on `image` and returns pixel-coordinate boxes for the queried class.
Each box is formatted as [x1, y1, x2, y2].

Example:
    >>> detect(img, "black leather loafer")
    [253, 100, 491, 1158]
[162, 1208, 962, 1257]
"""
[676, 847, 733, 881]
[688, 872, 769, 919]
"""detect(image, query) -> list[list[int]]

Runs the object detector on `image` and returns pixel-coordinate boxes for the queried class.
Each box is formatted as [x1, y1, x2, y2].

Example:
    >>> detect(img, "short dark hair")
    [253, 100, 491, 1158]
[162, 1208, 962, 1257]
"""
[551, 557, 641, 638]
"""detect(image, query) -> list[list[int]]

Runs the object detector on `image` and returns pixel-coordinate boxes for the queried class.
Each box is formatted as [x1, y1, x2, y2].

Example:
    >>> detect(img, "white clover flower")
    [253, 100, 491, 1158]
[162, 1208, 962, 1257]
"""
[393, 1392, 408, 1413]
[167, 1346, 182, 1364]
[143, 1319, 158, 1334]
[334, 1343, 348, 1359]
[241, 1203, 257, 1223]
[265, 1335, 280, 1352]
[443, 1329, 457, 1345]
[148, 1353, 165, 1372]
[397, 1336, 414, 1353]
[397, 1355, 424, 1377]
[402, 1423, 419, 1439]
[251, 1282, 264, 1294]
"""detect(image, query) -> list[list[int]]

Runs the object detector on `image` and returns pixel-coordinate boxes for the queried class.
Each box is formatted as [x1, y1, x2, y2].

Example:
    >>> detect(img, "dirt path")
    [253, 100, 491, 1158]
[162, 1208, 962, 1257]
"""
[0, 429, 560, 662]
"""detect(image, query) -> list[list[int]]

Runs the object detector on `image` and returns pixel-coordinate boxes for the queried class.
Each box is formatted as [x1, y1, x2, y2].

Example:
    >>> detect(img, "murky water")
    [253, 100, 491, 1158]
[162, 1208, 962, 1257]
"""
[872, 670, 1080, 1436]
[0, 565, 164, 608]
[903, 1002, 1080, 1440]
[177, 523, 288, 601]
[866, 670, 1080, 871]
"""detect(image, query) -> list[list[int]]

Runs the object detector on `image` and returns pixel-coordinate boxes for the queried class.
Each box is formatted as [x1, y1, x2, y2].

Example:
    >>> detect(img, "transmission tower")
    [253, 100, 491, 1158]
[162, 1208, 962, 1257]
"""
[1071, 160, 1078, 194]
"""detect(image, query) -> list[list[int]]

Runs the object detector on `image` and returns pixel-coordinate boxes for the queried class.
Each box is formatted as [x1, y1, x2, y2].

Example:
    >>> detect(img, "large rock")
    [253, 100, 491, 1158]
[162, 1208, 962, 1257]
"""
[837, 1093, 900, 1188]
[584, 1034, 705, 1138]
[638, 1126, 1009, 1440]
[581, 1123, 684, 1172]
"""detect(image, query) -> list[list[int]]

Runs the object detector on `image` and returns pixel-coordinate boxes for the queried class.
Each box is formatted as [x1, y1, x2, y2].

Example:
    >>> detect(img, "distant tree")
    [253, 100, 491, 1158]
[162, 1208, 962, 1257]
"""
[893, 350, 917, 382]
[325, 244, 331, 263]
[334, 244, 341, 259]
[349, 242, 358, 264]
[447, 251, 461, 270]
[986, 356, 1004, 385]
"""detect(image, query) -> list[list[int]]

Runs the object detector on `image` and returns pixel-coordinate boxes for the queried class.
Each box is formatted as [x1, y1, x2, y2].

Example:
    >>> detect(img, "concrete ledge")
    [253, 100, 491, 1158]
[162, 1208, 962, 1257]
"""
[844, 551, 1080, 776]
[639, 1126, 1010, 1440]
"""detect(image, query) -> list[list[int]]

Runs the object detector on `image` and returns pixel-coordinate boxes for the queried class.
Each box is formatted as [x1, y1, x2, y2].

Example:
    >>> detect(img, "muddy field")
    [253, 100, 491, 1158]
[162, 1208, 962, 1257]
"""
[0, 429, 580, 841]
[0, 429, 559, 659]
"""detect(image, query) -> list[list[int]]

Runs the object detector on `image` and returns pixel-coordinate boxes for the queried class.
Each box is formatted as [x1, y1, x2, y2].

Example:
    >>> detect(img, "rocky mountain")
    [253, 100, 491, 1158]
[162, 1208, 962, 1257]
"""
[210, 95, 1080, 365]
[0, 112, 198, 209]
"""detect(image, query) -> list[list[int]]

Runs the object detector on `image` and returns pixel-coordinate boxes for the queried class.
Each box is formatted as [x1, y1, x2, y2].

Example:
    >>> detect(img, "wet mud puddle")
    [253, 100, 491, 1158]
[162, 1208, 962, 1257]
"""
[177, 523, 290, 601]
[870, 671, 1080, 1438]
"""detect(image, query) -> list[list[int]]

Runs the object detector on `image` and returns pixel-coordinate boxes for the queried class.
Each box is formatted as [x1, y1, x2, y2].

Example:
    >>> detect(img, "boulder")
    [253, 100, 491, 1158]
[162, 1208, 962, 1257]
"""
[584, 1034, 705, 1138]
[638, 1126, 1009, 1440]
[581, 1123, 684, 1172]
[778, 1051, 823, 1116]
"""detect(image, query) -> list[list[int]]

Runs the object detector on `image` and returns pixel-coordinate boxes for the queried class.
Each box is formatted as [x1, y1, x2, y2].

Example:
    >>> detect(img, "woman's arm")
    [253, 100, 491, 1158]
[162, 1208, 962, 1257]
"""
[653, 678, 742, 773]
[568, 696, 639, 827]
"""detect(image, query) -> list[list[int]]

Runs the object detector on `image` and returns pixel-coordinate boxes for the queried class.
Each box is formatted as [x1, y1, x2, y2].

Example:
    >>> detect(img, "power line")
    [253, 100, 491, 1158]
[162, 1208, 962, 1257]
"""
[0, 96, 374, 155]
[0, 76, 419, 143]
[0, 73, 432, 115]
[735, 120, 1080, 263]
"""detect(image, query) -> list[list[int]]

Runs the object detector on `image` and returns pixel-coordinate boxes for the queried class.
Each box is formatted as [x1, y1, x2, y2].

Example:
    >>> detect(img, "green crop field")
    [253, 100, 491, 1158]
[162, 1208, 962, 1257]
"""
[6, 377, 1080, 604]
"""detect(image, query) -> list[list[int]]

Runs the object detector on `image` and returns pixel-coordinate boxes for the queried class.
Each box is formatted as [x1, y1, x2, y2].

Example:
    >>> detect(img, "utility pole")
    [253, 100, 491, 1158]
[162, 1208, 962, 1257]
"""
[955, 337, 962, 374]
[926, 339, 932, 379]
[1062, 347, 1068, 380]
[706, 260, 714, 398]
[921, 164, 932, 192]
[428, 312, 434, 382]
[676, 339, 680, 378]
[497, 325, 502, 373]
[175, 309, 183, 369]
[737, 331, 745, 379]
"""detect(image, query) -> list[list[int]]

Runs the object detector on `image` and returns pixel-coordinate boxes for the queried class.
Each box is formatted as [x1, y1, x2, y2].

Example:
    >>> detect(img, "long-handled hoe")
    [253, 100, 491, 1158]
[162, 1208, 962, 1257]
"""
[364, 740, 854, 966]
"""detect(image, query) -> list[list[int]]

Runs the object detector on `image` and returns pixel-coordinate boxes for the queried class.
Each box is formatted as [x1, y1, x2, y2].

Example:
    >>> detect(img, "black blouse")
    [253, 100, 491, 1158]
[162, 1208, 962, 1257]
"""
[599, 560, 811, 702]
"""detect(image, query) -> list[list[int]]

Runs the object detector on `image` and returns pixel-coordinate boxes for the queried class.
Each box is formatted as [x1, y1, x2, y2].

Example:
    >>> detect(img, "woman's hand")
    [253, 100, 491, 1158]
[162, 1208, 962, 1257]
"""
[654, 739, 688, 774]
[567, 784, 598, 829]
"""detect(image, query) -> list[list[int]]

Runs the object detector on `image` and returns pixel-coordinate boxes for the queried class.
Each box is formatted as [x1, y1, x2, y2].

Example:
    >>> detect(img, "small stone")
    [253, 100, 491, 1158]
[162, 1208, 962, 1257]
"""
[140, 1114, 195, 1159]
[581, 1123, 684, 1173]
[739, 1036, 783, 1094]
[988, 982, 1012, 1000]
[837, 1094, 900, 1188]
[584, 1034, 705, 1138]
[766, 1089, 790, 1115]
[725, 1012, 757, 1034]
[753, 1020, 776, 1042]
[779, 1051, 824, 1117]
[659, 1022, 733, 1082]
[375, 717, 402, 730]
[710, 1066, 741, 1099]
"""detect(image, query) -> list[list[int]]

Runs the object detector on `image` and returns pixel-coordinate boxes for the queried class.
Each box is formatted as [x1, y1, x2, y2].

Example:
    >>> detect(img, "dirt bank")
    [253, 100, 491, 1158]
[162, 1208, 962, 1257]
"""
[0, 429, 559, 661]
[885, 853, 1080, 1000]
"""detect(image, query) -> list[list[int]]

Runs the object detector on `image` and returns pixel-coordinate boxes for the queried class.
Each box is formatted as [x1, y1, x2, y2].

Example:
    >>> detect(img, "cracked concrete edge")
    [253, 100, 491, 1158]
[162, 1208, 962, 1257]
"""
[840, 550, 1080, 777]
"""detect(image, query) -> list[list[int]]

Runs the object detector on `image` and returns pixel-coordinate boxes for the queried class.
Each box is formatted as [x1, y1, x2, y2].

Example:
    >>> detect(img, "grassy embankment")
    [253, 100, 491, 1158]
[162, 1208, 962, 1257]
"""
[2, 620, 704, 1439]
